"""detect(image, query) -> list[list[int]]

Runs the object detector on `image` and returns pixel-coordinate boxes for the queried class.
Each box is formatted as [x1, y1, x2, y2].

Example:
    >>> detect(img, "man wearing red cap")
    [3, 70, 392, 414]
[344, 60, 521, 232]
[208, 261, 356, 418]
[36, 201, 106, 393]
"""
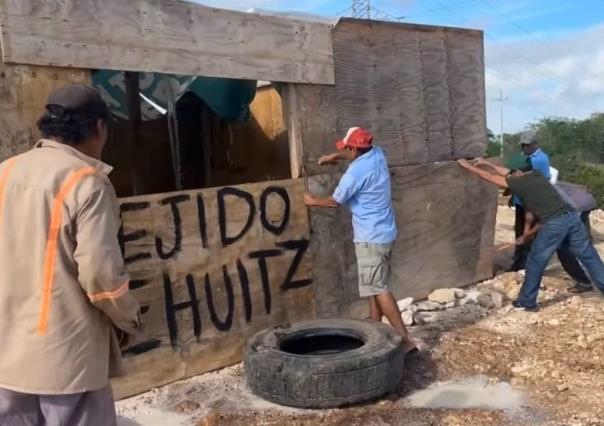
[0, 84, 140, 425]
[304, 127, 416, 354]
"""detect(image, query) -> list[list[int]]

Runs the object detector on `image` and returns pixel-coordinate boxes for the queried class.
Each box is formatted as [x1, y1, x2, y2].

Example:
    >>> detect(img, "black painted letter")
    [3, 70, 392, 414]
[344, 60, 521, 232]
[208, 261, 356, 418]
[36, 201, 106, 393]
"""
[277, 239, 313, 290]
[217, 187, 256, 246]
[119, 202, 152, 264]
[155, 195, 190, 259]
[204, 266, 235, 331]
[248, 249, 282, 314]
[163, 273, 202, 347]
[259, 186, 290, 235]
[196, 194, 209, 249]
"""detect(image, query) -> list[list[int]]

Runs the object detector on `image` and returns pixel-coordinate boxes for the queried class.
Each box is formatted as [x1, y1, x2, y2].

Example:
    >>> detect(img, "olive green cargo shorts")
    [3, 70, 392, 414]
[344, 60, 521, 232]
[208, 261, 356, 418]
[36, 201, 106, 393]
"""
[354, 242, 393, 297]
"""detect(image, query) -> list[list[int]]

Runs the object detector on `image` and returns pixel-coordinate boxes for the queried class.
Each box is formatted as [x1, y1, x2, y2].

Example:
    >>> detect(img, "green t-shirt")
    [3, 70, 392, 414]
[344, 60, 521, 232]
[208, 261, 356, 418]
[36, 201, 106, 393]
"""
[506, 171, 572, 221]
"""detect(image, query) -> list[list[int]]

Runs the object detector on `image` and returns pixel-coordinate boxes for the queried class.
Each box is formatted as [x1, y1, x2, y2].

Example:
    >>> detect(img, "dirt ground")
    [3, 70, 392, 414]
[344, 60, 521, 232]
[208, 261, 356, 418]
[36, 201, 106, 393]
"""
[117, 207, 604, 426]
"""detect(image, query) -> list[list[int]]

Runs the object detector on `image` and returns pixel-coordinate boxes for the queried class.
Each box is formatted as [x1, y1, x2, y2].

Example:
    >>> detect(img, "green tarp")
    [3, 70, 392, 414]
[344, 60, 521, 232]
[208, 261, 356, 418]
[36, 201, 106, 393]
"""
[92, 70, 256, 122]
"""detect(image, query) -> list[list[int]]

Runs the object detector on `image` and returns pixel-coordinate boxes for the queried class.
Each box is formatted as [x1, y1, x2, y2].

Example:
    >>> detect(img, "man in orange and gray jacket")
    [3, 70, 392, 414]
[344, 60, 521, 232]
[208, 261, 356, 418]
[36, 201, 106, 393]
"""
[0, 84, 140, 426]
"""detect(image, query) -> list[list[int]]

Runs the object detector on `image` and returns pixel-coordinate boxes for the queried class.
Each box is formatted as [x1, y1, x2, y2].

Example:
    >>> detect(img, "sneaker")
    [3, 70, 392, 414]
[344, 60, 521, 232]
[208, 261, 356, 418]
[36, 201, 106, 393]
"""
[568, 282, 593, 294]
[512, 300, 539, 312]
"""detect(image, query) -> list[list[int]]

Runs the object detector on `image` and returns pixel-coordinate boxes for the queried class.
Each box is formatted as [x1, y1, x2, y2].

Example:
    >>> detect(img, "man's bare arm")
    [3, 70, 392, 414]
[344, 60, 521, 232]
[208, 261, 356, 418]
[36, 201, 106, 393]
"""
[457, 159, 509, 188]
[304, 193, 338, 208]
[318, 151, 354, 165]
[474, 158, 510, 177]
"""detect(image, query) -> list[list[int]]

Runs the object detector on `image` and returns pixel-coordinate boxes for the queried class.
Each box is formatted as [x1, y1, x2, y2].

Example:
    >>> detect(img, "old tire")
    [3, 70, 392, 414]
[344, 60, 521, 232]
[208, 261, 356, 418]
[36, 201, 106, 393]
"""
[244, 318, 404, 408]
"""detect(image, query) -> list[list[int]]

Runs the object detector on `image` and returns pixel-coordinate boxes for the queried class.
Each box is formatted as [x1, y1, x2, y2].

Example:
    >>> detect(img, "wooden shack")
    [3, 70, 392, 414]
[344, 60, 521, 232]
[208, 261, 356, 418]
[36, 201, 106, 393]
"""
[0, 0, 497, 397]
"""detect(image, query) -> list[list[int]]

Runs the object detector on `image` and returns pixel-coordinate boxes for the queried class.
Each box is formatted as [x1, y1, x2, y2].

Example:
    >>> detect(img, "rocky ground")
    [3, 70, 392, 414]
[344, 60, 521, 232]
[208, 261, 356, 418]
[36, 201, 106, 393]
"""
[117, 207, 604, 426]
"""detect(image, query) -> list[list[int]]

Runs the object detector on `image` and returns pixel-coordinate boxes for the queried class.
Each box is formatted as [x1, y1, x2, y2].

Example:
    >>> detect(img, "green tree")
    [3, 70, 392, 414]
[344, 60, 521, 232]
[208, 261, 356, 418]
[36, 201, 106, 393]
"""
[530, 115, 604, 206]
[486, 128, 501, 157]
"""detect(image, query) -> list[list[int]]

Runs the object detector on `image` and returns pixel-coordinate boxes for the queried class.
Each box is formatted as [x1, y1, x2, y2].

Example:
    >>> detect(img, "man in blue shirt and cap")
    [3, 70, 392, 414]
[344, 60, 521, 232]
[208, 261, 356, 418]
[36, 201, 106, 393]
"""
[304, 127, 417, 355]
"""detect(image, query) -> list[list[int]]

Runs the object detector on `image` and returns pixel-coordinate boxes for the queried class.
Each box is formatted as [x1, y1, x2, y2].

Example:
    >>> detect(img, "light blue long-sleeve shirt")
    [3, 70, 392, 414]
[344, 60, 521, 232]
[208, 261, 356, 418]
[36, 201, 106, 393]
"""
[332, 146, 397, 244]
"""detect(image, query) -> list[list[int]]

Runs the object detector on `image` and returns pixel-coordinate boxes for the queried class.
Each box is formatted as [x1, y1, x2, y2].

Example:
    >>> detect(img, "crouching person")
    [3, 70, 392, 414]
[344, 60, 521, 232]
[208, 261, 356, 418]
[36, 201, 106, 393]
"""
[0, 84, 140, 426]
[458, 157, 604, 311]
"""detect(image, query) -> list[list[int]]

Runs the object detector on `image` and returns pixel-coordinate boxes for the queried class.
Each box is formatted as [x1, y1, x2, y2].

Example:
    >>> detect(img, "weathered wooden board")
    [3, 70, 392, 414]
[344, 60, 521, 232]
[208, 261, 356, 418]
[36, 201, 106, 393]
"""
[295, 19, 486, 168]
[309, 161, 497, 317]
[420, 30, 453, 161]
[282, 84, 342, 177]
[307, 174, 356, 319]
[0, 0, 334, 84]
[0, 62, 90, 162]
[113, 178, 314, 398]
[446, 29, 487, 158]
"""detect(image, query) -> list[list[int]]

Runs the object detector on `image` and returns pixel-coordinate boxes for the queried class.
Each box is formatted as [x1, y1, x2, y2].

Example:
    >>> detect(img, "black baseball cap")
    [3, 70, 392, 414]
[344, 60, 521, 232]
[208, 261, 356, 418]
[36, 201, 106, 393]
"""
[46, 84, 109, 117]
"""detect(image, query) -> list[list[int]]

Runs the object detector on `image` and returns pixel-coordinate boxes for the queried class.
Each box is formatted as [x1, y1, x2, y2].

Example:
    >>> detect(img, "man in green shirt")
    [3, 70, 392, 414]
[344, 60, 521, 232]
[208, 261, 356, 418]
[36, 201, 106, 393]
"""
[457, 158, 604, 311]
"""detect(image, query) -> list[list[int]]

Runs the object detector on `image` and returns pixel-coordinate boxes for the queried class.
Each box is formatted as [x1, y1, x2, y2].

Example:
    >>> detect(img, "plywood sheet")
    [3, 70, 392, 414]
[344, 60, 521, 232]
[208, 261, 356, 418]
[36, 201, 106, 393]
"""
[0, 0, 334, 84]
[112, 178, 314, 398]
[446, 30, 487, 158]
[388, 161, 496, 300]
[0, 62, 90, 161]
[297, 19, 486, 168]
[309, 162, 497, 316]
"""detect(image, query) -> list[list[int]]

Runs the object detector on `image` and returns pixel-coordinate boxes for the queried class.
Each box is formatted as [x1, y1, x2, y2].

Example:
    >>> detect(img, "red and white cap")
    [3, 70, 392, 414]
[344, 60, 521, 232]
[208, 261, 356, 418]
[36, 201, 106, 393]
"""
[335, 127, 373, 150]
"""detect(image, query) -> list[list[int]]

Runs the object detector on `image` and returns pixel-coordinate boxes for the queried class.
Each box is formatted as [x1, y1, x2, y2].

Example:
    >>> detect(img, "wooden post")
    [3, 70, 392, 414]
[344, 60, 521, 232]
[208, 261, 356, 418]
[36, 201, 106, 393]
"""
[281, 84, 304, 179]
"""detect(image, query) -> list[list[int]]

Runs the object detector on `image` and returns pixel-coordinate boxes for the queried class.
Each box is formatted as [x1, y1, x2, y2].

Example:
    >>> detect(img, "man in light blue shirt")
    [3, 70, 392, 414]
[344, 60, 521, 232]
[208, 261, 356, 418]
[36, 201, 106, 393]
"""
[304, 127, 416, 355]
[511, 130, 551, 271]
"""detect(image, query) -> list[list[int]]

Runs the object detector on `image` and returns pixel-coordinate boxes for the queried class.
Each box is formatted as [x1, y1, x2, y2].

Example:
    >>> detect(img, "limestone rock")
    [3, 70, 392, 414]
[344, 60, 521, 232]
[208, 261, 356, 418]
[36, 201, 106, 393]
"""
[478, 293, 495, 309]
[397, 297, 414, 312]
[569, 296, 583, 307]
[452, 288, 465, 298]
[401, 310, 414, 326]
[459, 290, 481, 306]
[415, 301, 445, 312]
[427, 288, 456, 304]
[415, 311, 439, 324]
[491, 292, 505, 308]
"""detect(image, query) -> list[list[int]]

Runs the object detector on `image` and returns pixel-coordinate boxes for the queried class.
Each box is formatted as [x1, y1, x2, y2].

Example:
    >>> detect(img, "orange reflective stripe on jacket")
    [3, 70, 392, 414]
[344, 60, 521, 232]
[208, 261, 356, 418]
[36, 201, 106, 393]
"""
[37, 167, 98, 336]
[0, 158, 18, 227]
[87, 280, 129, 302]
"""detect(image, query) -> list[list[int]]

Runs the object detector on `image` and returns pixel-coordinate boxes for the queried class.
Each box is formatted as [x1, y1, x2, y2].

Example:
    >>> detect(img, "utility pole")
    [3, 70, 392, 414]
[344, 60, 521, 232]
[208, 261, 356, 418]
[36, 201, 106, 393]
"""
[496, 89, 508, 158]
[352, 0, 371, 18]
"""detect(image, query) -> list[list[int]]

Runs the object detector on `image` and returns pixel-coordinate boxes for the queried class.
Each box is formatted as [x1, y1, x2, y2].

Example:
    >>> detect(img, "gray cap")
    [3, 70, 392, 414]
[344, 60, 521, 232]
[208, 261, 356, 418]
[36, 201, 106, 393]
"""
[46, 84, 109, 116]
[520, 130, 538, 145]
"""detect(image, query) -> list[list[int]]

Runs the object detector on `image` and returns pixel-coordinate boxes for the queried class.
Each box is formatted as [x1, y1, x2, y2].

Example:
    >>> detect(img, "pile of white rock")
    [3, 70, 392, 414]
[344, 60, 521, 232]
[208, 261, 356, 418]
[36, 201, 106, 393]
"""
[397, 272, 524, 326]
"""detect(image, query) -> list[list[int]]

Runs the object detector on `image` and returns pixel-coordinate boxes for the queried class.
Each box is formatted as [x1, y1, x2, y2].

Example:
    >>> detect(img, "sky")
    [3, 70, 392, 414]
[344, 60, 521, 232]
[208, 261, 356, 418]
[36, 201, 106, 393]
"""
[198, 0, 604, 134]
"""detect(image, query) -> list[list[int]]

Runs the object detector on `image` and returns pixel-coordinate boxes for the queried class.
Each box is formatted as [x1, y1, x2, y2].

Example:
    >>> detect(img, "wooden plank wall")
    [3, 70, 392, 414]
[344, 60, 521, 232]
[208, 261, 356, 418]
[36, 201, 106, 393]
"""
[113, 178, 314, 398]
[0, 0, 334, 84]
[0, 62, 90, 161]
[292, 19, 487, 169]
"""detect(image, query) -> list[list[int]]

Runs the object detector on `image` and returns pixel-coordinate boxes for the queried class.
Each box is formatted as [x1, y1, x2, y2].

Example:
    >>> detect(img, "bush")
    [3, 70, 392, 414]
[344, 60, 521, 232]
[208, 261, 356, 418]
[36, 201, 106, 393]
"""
[569, 164, 604, 208]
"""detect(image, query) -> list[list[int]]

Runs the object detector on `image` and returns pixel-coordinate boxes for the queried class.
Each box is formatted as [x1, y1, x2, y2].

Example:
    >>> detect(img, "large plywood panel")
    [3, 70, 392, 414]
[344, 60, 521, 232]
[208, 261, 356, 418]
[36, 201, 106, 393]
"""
[332, 20, 422, 165]
[388, 161, 496, 300]
[420, 29, 453, 161]
[446, 30, 487, 158]
[113, 178, 314, 398]
[299, 19, 485, 168]
[0, 0, 334, 84]
[0, 62, 90, 161]
[309, 162, 496, 316]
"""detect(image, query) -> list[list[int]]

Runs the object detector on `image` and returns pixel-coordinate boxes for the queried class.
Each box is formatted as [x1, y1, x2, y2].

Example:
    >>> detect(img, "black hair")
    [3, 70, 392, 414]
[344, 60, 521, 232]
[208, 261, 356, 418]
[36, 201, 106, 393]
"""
[37, 105, 109, 145]
[357, 146, 373, 155]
